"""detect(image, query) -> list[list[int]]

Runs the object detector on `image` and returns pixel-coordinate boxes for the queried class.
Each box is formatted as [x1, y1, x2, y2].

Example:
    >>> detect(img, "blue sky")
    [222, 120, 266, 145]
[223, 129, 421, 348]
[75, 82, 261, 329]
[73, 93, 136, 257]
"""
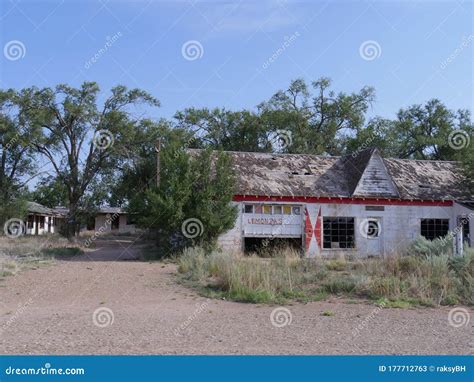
[1, 0, 473, 120]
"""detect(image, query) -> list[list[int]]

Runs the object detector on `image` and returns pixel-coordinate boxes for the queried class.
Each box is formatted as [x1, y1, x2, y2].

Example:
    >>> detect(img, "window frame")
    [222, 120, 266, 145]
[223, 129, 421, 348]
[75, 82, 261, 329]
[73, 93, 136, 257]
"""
[420, 218, 449, 241]
[244, 204, 254, 214]
[322, 216, 356, 250]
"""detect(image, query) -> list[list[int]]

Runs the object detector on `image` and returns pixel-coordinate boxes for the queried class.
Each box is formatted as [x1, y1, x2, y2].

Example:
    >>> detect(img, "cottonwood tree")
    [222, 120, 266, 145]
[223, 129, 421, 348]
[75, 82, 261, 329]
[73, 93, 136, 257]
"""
[258, 78, 376, 155]
[174, 107, 270, 152]
[17, 82, 160, 237]
[391, 99, 472, 160]
[347, 100, 473, 161]
[109, 121, 193, 206]
[0, 89, 37, 224]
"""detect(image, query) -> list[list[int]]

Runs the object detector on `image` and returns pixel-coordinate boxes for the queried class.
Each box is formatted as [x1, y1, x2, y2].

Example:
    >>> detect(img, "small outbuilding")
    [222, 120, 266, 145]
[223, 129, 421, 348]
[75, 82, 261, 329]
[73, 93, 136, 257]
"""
[94, 207, 136, 234]
[25, 202, 66, 235]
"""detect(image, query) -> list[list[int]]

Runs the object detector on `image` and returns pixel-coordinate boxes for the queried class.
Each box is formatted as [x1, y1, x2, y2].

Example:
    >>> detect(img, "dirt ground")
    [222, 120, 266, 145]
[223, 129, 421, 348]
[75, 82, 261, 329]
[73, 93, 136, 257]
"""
[0, 238, 472, 355]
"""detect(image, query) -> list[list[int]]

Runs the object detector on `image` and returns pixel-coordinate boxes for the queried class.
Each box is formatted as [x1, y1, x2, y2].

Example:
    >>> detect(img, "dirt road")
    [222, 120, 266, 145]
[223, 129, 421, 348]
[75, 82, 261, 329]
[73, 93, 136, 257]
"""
[0, 239, 471, 354]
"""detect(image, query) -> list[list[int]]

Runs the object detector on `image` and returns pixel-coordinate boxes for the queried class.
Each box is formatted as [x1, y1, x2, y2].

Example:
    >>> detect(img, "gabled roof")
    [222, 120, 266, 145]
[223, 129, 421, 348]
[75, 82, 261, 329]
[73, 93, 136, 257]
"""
[97, 207, 125, 214]
[193, 148, 472, 201]
[27, 202, 68, 216]
[27, 202, 55, 215]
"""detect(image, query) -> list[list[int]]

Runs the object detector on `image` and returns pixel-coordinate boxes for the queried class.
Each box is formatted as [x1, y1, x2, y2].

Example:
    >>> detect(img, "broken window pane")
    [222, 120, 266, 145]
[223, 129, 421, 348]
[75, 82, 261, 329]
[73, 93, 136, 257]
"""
[421, 219, 449, 240]
[323, 217, 355, 249]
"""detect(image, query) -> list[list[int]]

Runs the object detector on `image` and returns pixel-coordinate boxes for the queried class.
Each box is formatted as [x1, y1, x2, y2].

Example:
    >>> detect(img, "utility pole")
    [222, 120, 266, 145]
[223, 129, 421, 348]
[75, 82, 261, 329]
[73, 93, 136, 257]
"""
[155, 138, 161, 187]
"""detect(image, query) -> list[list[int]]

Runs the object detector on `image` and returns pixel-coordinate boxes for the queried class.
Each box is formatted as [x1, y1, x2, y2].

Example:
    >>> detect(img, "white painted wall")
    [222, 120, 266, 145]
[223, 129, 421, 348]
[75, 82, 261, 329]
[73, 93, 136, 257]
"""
[217, 202, 242, 253]
[25, 215, 57, 235]
[94, 214, 136, 234]
[217, 201, 466, 257]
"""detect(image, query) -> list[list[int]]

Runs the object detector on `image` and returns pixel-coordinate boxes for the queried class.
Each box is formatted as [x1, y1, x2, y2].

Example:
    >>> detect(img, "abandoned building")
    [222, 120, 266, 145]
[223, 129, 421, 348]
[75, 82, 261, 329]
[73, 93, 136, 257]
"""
[94, 207, 136, 233]
[207, 148, 473, 257]
[24, 202, 66, 235]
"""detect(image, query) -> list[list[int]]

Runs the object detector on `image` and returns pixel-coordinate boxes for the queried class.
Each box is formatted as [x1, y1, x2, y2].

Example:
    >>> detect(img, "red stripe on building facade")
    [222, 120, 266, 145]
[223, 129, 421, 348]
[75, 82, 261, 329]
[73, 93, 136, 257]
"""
[314, 207, 322, 249]
[304, 207, 313, 254]
[233, 195, 453, 207]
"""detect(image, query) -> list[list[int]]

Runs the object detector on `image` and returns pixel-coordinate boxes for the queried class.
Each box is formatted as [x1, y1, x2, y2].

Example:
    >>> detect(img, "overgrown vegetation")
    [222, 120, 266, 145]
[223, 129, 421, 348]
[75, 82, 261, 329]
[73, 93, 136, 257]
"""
[1, 80, 472, 240]
[177, 241, 474, 307]
[0, 236, 83, 280]
[129, 146, 238, 258]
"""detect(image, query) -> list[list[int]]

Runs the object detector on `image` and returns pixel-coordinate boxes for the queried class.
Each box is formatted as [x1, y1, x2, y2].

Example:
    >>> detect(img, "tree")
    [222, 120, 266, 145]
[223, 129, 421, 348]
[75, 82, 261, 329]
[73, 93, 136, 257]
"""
[0, 89, 37, 225]
[109, 120, 193, 206]
[17, 82, 160, 237]
[258, 78, 375, 155]
[174, 107, 270, 152]
[30, 176, 68, 208]
[390, 99, 472, 160]
[129, 143, 237, 257]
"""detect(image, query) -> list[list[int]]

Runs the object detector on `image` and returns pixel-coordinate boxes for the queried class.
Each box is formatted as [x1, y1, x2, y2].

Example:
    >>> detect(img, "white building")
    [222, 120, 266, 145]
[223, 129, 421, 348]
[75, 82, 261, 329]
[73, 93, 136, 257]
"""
[214, 148, 473, 257]
[94, 207, 136, 234]
[25, 202, 66, 235]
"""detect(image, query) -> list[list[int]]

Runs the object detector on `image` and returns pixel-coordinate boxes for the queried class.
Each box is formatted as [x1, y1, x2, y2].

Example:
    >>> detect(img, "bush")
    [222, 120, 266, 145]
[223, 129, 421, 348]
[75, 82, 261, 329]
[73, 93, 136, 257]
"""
[177, 246, 474, 306]
[409, 235, 452, 257]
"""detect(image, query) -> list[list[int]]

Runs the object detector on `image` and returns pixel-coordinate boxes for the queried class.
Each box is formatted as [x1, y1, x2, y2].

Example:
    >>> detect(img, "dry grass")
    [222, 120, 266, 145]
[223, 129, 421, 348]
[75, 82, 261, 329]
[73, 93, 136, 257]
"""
[178, 246, 474, 306]
[0, 235, 83, 280]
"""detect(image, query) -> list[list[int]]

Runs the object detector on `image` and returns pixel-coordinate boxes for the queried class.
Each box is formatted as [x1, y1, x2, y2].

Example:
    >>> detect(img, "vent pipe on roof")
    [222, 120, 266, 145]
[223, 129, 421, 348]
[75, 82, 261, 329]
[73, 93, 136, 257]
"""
[155, 139, 161, 187]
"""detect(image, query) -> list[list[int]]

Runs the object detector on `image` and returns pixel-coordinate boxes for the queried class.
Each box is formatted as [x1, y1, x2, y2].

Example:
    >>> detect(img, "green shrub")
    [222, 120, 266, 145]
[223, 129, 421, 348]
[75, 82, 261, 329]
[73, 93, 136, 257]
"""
[326, 259, 347, 271]
[177, 246, 474, 306]
[409, 236, 452, 257]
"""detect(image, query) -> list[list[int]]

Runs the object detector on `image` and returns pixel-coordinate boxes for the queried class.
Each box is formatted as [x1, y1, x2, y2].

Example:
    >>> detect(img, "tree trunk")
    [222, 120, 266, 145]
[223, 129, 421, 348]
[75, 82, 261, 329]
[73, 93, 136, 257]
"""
[66, 200, 79, 239]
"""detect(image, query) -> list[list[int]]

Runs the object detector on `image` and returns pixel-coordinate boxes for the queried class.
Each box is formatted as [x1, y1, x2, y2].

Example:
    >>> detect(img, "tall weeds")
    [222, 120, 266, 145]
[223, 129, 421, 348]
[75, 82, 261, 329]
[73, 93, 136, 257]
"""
[178, 246, 474, 306]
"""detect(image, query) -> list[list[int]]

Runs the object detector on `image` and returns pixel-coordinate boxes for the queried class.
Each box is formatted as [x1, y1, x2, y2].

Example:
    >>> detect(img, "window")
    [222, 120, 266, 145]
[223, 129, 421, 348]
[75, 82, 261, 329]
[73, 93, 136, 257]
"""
[420, 219, 449, 240]
[255, 205, 263, 214]
[263, 205, 272, 215]
[461, 218, 470, 246]
[323, 217, 355, 249]
[273, 205, 282, 215]
[27, 215, 34, 229]
[292, 206, 301, 215]
[111, 216, 120, 230]
[283, 205, 291, 215]
[244, 205, 253, 214]
[39, 216, 45, 229]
